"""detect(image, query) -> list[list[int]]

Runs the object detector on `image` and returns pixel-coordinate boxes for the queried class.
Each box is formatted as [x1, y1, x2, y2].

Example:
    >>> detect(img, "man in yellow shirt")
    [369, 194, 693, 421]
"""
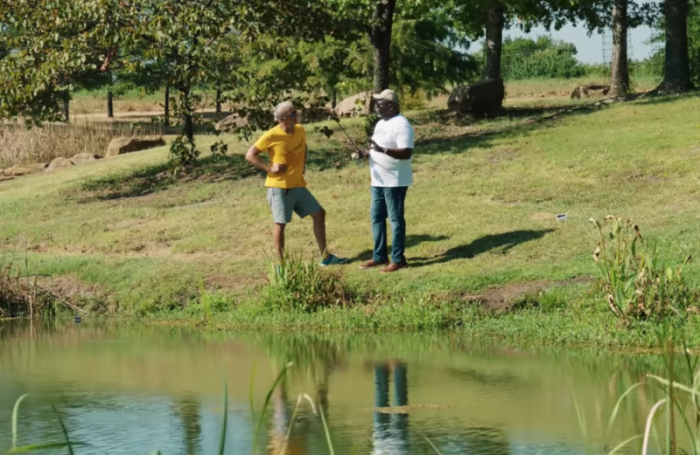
[245, 101, 347, 266]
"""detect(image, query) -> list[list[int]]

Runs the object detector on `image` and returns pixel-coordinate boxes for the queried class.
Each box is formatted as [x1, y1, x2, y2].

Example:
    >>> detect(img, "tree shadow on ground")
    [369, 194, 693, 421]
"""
[412, 100, 617, 156]
[73, 145, 354, 203]
[74, 154, 262, 202]
[410, 229, 555, 267]
[345, 234, 450, 264]
[627, 89, 700, 108]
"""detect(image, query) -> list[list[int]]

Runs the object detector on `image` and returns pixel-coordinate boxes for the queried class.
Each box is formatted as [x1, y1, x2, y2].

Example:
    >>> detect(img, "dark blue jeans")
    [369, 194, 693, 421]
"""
[370, 186, 408, 264]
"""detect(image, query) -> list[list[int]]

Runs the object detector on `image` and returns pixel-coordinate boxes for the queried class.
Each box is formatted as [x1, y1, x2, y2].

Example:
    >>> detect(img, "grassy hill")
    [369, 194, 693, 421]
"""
[1, 92, 700, 327]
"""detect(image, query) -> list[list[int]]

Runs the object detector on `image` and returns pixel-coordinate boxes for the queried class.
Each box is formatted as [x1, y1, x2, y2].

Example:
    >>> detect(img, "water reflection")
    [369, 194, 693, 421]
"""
[268, 373, 308, 455]
[172, 396, 202, 455]
[372, 361, 409, 454]
[0, 322, 677, 455]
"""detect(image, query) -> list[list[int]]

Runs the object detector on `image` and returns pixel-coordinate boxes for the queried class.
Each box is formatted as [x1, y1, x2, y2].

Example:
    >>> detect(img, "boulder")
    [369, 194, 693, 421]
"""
[105, 137, 166, 158]
[46, 157, 74, 172]
[570, 84, 610, 99]
[215, 113, 249, 133]
[334, 92, 371, 118]
[448, 79, 505, 118]
[71, 152, 101, 165]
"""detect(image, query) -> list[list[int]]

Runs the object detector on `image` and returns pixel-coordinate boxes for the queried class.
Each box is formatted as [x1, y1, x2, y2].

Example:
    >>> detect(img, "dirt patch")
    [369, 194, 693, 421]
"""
[205, 271, 268, 292]
[49, 275, 114, 312]
[462, 275, 595, 312]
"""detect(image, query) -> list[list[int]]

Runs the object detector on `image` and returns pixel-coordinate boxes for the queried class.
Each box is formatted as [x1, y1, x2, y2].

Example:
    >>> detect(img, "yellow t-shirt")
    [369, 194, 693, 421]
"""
[254, 124, 307, 189]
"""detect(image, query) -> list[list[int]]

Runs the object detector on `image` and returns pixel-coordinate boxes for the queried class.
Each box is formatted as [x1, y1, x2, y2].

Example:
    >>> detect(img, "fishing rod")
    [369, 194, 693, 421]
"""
[329, 114, 367, 166]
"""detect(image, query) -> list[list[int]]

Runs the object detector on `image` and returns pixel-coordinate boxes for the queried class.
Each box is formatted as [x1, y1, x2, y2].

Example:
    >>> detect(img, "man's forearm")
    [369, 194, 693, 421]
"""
[384, 148, 412, 160]
[246, 153, 270, 173]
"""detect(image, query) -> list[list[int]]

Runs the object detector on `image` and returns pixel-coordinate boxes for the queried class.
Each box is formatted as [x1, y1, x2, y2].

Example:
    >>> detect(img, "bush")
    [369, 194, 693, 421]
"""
[262, 252, 356, 312]
[590, 216, 696, 322]
[500, 36, 586, 80]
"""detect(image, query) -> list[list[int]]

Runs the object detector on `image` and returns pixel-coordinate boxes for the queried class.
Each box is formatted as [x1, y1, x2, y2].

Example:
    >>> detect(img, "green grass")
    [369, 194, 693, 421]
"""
[2, 90, 700, 342]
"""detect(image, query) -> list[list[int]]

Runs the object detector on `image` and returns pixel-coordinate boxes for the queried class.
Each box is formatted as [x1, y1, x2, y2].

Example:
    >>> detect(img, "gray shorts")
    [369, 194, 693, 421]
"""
[267, 187, 322, 224]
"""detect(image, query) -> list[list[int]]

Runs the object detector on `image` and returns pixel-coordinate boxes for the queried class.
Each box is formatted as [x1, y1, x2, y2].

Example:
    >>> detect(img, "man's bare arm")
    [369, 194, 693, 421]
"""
[246, 145, 286, 174]
[371, 140, 412, 159]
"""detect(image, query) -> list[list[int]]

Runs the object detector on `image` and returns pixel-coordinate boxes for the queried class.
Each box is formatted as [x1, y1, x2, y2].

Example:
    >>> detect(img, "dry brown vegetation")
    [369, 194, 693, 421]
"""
[0, 122, 164, 168]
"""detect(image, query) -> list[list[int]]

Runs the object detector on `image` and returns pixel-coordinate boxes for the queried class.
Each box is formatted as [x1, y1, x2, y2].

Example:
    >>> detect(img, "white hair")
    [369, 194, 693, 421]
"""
[273, 101, 295, 121]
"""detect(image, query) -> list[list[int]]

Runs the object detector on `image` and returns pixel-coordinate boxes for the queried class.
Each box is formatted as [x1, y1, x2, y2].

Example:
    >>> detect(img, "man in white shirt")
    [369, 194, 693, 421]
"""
[358, 89, 414, 273]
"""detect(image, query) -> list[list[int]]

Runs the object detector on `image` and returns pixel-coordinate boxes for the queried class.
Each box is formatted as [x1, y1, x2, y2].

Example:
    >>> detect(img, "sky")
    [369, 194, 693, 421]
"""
[499, 22, 658, 63]
[468, 0, 662, 65]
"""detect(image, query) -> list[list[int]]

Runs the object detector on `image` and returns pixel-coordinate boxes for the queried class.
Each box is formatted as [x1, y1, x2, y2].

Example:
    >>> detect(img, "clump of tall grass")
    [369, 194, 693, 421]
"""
[0, 253, 86, 319]
[0, 121, 163, 168]
[574, 325, 700, 455]
[590, 216, 696, 322]
[263, 252, 357, 313]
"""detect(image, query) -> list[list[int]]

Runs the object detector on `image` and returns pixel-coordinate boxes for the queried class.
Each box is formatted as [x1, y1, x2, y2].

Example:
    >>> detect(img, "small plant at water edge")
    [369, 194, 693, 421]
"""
[263, 252, 356, 312]
[590, 216, 696, 322]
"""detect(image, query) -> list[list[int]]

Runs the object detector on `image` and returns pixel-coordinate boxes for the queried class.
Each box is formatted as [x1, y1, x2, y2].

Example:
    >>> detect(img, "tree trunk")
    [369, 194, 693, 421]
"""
[484, 4, 504, 80]
[107, 90, 114, 118]
[370, 0, 397, 95]
[164, 84, 170, 127]
[215, 88, 222, 117]
[609, 0, 630, 97]
[658, 0, 692, 92]
[61, 92, 70, 123]
[331, 87, 337, 109]
[182, 86, 194, 142]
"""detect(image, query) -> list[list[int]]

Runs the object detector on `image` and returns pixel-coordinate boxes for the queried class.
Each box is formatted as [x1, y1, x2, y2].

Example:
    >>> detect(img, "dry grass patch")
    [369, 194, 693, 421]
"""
[0, 122, 164, 168]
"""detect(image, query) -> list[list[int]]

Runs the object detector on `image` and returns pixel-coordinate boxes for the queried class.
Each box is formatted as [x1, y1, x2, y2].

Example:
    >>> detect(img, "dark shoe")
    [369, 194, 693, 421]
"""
[381, 261, 409, 273]
[359, 259, 388, 270]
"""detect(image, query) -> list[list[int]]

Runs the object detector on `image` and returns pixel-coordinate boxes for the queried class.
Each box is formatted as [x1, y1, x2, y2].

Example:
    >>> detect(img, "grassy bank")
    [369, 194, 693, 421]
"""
[1, 88, 700, 343]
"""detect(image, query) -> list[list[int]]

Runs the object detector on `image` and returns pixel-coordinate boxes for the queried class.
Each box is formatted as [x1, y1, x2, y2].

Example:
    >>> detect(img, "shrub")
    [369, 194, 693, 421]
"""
[262, 252, 356, 312]
[590, 216, 696, 322]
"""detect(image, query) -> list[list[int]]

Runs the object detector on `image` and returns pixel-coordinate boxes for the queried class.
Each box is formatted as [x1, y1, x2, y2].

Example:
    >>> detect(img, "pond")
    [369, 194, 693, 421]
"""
[0, 320, 671, 454]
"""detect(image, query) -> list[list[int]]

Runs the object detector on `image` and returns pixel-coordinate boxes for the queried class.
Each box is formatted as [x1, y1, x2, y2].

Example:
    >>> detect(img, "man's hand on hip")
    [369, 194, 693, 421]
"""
[269, 163, 288, 174]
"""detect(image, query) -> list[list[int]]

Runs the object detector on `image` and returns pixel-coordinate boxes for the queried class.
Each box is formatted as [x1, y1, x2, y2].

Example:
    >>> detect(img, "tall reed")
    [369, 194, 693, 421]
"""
[0, 121, 163, 168]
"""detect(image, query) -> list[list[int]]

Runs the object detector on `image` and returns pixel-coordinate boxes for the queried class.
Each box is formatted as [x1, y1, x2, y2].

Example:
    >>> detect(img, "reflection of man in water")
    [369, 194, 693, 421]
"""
[172, 395, 202, 455]
[268, 375, 307, 455]
[373, 361, 410, 455]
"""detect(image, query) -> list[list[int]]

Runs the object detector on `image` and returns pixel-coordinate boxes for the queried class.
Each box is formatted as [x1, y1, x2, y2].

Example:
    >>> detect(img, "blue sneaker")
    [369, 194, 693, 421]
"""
[320, 254, 348, 267]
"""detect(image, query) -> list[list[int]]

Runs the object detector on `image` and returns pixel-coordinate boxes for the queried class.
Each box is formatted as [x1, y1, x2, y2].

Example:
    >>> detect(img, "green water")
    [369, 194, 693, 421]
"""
[0, 320, 670, 454]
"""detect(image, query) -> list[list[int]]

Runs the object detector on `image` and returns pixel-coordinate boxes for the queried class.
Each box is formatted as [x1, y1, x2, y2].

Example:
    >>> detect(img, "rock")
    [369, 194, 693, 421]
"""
[71, 152, 101, 165]
[570, 84, 610, 99]
[105, 137, 166, 157]
[46, 157, 74, 171]
[215, 113, 249, 133]
[334, 92, 371, 118]
[448, 79, 505, 118]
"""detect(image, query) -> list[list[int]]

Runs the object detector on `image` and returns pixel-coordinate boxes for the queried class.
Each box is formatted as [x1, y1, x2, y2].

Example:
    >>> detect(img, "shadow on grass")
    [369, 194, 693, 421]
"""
[74, 146, 355, 202]
[630, 89, 700, 107]
[346, 234, 450, 264]
[411, 229, 555, 266]
[413, 100, 617, 156]
[76, 154, 261, 202]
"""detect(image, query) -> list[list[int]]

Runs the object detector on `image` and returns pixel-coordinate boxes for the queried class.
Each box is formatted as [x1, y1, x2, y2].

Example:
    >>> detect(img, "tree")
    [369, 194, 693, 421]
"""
[657, 0, 693, 92]
[609, 0, 630, 96]
[484, 4, 505, 79]
[370, 0, 398, 93]
[0, 0, 338, 167]
[0, 0, 118, 121]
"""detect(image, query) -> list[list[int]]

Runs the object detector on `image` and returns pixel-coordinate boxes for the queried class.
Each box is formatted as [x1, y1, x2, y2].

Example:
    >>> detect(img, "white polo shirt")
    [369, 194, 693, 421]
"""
[369, 114, 414, 187]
